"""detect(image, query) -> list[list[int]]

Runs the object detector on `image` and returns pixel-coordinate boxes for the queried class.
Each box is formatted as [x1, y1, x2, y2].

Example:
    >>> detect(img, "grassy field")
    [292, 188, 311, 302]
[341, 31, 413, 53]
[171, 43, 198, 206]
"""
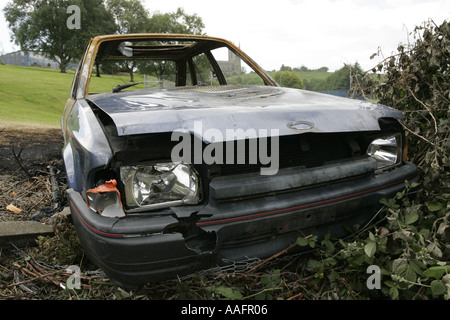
[0, 64, 143, 128]
[0, 64, 73, 127]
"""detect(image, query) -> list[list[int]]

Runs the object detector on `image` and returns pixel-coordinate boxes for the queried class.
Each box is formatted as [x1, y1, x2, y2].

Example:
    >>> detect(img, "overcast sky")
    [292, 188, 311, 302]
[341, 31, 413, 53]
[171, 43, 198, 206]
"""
[0, 0, 449, 71]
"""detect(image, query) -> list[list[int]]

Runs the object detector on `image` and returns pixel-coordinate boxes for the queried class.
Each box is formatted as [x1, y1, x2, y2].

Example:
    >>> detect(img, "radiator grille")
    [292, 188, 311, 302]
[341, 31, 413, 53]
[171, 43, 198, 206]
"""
[218, 133, 360, 176]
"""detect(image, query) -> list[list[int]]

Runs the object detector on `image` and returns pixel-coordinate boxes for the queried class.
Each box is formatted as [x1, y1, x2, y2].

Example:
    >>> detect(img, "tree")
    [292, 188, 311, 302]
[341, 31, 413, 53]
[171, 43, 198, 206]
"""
[105, 0, 150, 81]
[346, 19, 449, 299]
[4, 0, 116, 73]
[280, 64, 292, 72]
[316, 66, 329, 72]
[106, 0, 149, 33]
[102, 2, 206, 81]
[324, 63, 363, 91]
[272, 70, 305, 89]
[138, 7, 206, 82]
[147, 7, 205, 34]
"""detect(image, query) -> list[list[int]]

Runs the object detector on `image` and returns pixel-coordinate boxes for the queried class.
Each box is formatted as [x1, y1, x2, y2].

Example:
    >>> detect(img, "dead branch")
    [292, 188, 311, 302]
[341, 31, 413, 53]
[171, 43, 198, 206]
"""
[8, 269, 62, 288]
[11, 147, 32, 178]
[399, 120, 440, 150]
[340, 277, 360, 300]
[232, 241, 298, 283]
[287, 290, 305, 300]
[345, 64, 368, 100]
[400, 74, 439, 134]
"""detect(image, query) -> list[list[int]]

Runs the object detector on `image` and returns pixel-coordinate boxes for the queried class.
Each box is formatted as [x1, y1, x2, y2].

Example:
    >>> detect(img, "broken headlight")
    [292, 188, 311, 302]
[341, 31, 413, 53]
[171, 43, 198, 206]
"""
[367, 133, 402, 170]
[86, 179, 126, 218]
[120, 163, 200, 210]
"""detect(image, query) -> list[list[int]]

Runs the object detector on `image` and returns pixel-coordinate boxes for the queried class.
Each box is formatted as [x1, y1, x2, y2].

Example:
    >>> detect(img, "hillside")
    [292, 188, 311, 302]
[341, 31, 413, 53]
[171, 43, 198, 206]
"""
[0, 65, 72, 127]
[0, 65, 146, 127]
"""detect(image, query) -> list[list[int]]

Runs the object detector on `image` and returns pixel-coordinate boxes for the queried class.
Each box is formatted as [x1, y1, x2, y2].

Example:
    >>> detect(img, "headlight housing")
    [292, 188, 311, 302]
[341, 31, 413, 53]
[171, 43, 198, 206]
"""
[120, 162, 201, 210]
[367, 133, 402, 170]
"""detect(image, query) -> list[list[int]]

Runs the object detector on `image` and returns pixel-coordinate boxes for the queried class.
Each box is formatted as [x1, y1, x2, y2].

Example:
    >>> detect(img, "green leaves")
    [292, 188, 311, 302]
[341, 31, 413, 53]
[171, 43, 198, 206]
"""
[423, 265, 450, 279]
[296, 235, 318, 248]
[404, 211, 419, 225]
[430, 280, 446, 296]
[427, 201, 445, 212]
[363, 232, 377, 258]
[364, 241, 377, 258]
[215, 286, 243, 300]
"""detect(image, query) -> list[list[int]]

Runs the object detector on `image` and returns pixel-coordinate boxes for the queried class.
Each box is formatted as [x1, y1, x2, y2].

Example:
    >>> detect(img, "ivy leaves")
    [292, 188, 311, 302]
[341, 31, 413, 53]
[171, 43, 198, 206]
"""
[292, 176, 449, 300]
[364, 232, 377, 258]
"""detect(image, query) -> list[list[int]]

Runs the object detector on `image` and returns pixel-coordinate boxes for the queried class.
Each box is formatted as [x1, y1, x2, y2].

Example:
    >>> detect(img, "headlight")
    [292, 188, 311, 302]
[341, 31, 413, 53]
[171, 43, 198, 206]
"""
[367, 133, 402, 170]
[120, 163, 201, 210]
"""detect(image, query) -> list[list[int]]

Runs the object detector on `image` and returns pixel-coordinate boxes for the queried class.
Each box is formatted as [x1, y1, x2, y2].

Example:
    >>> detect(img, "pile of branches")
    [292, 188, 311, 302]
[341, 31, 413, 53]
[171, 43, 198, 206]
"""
[0, 175, 55, 222]
[345, 19, 449, 299]
[350, 19, 449, 184]
[0, 217, 117, 300]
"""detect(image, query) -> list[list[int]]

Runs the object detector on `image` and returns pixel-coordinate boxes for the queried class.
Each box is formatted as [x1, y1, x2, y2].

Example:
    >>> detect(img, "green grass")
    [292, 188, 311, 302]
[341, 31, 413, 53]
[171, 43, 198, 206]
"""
[0, 64, 73, 127]
[0, 64, 158, 127]
[89, 72, 160, 93]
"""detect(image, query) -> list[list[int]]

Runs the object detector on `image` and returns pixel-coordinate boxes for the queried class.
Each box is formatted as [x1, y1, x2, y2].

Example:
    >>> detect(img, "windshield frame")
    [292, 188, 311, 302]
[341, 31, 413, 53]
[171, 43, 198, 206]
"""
[72, 34, 278, 99]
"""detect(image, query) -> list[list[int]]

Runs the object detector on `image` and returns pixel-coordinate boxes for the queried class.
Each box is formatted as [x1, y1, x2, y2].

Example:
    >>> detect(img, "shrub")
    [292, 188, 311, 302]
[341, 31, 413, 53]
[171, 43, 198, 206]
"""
[337, 18, 449, 299]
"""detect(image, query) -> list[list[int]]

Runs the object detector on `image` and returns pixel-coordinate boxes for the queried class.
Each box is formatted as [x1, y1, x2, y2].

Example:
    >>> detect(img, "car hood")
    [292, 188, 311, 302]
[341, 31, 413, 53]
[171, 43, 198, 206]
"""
[86, 85, 403, 143]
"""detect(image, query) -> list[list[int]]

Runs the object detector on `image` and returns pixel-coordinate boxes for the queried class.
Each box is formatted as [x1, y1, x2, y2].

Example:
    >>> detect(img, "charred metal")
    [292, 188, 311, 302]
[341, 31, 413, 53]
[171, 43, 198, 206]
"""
[61, 34, 418, 288]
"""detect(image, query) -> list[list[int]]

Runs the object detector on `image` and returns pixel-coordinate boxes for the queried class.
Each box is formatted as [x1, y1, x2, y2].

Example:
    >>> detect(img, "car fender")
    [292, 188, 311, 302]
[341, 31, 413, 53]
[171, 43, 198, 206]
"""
[62, 99, 113, 194]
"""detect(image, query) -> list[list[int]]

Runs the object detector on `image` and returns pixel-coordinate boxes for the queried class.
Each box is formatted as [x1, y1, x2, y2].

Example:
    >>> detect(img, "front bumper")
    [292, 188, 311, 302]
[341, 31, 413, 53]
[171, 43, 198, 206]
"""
[67, 161, 418, 288]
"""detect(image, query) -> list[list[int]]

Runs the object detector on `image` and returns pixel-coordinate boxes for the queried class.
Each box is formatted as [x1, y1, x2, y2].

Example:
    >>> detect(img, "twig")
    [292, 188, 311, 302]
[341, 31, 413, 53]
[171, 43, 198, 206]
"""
[399, 121, 439, 150]
[232, 242, 298, 283]
[364, 49, 414, 74]
[286, 274, 315, 300]
[11, 147, 32, 178]
[8, 269, 62, 288]
[13, 269, 36, 294]
[287, 290, 305, 300]
[345, 64, 367, 100]
[340, 277, 359, 300]
[399, 73, 439, 134]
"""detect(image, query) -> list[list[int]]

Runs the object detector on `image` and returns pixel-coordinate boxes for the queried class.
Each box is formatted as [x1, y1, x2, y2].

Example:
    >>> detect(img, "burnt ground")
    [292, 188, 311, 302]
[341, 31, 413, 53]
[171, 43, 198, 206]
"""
[0, 127, 66, 222]
[0, 127, 64, 178]
[0, 127, 195, 299]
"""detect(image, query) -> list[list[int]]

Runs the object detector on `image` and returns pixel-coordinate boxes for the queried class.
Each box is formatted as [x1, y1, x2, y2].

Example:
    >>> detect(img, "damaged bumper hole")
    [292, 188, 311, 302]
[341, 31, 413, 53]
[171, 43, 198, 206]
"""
[164, 211, 217, 254]
[86, 179, 217, 255]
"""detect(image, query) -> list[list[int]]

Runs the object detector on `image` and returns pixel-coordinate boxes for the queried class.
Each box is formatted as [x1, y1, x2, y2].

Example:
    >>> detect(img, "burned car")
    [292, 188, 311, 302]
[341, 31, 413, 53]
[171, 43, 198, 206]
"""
[62, 34, 418, 288]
